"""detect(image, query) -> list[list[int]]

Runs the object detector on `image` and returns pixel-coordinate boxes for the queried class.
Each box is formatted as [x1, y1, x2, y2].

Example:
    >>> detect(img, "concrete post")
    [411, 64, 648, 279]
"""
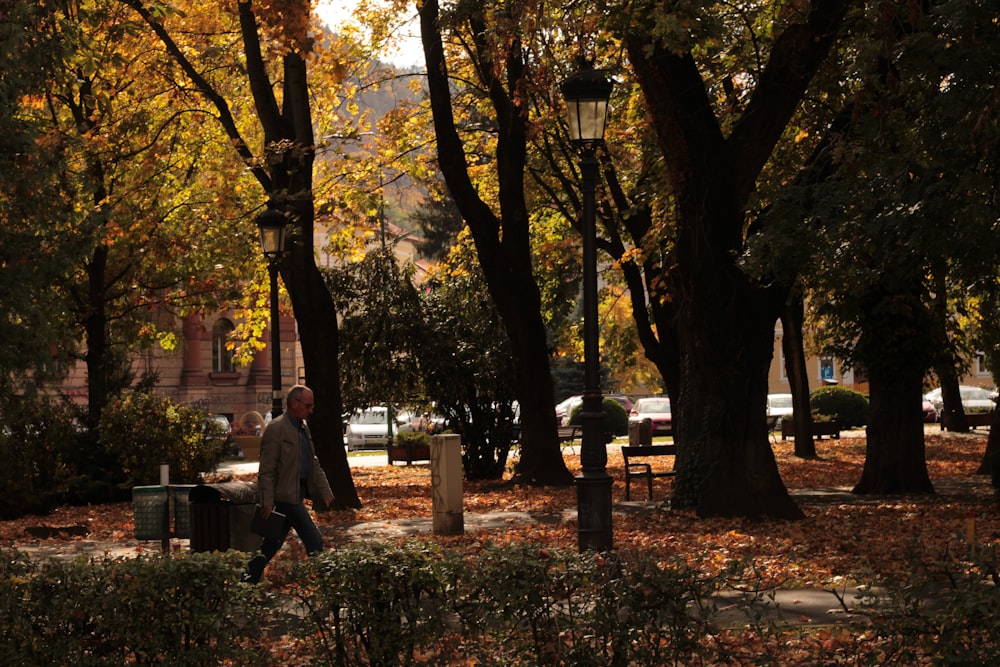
[160, 464, 170, 553]
[431, 434, 463, 535]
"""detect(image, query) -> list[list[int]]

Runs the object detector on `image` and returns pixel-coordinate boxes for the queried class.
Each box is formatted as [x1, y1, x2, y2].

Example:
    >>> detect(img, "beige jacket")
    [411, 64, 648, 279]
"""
[257, 414, 333, 508]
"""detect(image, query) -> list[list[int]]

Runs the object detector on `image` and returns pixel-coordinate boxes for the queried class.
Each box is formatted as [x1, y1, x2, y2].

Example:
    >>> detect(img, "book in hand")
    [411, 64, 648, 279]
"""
[251, 505, 286, 541]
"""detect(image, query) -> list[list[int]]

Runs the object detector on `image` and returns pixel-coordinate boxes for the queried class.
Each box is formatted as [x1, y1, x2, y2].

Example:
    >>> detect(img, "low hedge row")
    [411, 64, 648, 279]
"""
[2, 542, 998, 665]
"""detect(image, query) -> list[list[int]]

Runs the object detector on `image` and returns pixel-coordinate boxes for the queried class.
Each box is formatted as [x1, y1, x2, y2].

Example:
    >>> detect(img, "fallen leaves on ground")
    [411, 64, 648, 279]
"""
[4, 431, 998, 589]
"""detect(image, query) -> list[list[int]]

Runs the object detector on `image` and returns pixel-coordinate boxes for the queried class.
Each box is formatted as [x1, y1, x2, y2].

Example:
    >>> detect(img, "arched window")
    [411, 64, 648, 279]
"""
[212, 318, 236, 373]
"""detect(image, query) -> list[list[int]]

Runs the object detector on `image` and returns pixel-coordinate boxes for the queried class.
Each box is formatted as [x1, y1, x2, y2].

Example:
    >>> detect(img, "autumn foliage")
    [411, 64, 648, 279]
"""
[6, 431, 997, 586]
[3, 431, 1000, 663]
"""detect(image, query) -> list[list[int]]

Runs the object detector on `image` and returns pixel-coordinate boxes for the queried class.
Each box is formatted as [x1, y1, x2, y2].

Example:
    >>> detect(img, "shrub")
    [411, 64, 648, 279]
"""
[810, 385, 869, 427]
[0, 393, 82, 518]
[289, 542, 456, 665]
[393, 430, 431, 448]
[98, 390, 228, 488]
[0, 550, 264, 665]
[4, 542, 1000, 664]
[569, 397, 630, 442]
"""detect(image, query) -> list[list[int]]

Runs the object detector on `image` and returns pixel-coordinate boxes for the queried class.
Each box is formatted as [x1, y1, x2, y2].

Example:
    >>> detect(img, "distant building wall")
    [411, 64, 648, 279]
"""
[768, 321, 995, 396]
[57, 311, 296, 424]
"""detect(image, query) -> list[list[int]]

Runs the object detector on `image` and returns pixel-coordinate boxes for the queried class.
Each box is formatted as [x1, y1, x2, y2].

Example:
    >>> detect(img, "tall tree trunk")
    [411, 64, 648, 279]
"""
[928, 266, 969, 432]
[599, 168, 680, 401]
[852, 274, 935, 495]
[854, 374, 934, 494]
[418, 0, 572, 485]
[669, 229, 801, 519]
[977, 348, 1000, 475]
[259, 42, 360, 509]
[781, 298, 817, 458]
[979, 408, 1000, 476]
[934, 362, 968, 432]
[84, 245, 110, 429]
[127, 0, 360, 507]
[625, 0, 847, 518]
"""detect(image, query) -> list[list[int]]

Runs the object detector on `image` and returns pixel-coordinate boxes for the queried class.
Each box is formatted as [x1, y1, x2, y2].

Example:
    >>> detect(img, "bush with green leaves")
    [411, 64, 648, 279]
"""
[4, 541, 1000, 664]
[98, 390, 228, 487]
[810, 385, 869, 427]
[288, 541, 456, 665]
[289, 542, 774, 665]
[850, 544, 1000, 665]
[393, 430, 431, 448]
[568, 396, 630, 442]
[0, 550, 264, 665]
[0, 392, 82, 518]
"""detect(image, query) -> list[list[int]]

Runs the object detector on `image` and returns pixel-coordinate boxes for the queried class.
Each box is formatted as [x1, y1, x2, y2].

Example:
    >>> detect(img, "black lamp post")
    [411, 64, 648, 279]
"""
[562, 59, 614, 551]
[256, 204, 288, 419]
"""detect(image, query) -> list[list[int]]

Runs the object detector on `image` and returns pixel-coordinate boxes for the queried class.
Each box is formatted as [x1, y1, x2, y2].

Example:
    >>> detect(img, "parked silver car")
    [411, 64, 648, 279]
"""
[923, 386, 996, 417]
[344, 407, 418, 451]
[766, 394, 794, 420]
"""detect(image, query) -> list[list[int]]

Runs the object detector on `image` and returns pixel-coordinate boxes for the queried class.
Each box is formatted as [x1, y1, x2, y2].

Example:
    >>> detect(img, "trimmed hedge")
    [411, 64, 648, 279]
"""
[0, 550, 264, 665]
[4, 542, 998, 665]
[568, 397, 630, 442]
[810, 385, 870, 427]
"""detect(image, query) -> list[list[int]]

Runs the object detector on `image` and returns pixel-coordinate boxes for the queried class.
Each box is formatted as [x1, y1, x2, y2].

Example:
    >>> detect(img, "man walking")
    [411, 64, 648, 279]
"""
[246, 384, 334, 584]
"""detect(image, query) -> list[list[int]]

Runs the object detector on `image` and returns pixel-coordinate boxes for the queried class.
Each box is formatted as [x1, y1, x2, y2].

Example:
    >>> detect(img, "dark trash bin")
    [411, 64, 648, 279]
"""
[170, 484, 196, 540]
[188, 481, 260, 553]
[133, 485, 168, 540]
[628, 418, 653, 447]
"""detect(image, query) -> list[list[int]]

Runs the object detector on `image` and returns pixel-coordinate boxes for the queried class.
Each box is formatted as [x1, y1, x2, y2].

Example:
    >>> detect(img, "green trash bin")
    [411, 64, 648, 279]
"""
[132, 486, 168, 540]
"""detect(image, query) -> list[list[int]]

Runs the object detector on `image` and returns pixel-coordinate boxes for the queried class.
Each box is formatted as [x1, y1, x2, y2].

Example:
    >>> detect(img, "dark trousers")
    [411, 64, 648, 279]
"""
[245, 496, 324, 584]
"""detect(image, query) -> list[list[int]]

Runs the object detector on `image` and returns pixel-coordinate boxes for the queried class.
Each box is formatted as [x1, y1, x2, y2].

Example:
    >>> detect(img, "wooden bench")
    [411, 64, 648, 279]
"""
[557, 424, 582, 454]
[557, 425, 582, 452]
[967, 412, 993, 429]
[621, 445, 677, 501]
[941, 412, 993, 431]
[781, 419, 840, 440]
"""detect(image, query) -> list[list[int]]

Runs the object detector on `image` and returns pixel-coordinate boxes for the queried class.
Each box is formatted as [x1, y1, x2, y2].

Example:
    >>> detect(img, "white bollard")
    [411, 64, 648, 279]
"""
[159, 464, 170, 553]
[430, 434, 464, 535]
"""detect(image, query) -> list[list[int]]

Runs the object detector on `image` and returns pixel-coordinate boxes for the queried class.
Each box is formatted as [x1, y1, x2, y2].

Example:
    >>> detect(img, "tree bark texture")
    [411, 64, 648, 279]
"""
[419, 0, 572, 486]
[237, 3, 359, 508]
[126, 0, 362, 507]
[781, 298, 817, 458]
[625, 0, 848, 518]
[853, 375, 934, 495]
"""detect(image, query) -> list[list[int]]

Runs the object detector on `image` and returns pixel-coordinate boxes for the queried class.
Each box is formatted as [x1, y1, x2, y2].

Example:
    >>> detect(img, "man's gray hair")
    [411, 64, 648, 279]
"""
[286, 384, 311, 405]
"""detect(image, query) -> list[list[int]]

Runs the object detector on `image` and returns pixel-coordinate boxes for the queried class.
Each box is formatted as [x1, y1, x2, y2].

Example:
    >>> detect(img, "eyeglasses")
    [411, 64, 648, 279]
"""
[295, 398, 314, 408]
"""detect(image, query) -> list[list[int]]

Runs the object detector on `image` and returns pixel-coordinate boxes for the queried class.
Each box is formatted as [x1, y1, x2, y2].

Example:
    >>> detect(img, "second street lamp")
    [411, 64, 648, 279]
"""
[256, 204, 289, 420]
[561, 59, 614, 552]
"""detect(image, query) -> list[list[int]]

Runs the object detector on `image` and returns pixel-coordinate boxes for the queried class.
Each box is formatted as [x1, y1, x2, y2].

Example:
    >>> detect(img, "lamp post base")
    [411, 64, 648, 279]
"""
[576, 473, 613, 551]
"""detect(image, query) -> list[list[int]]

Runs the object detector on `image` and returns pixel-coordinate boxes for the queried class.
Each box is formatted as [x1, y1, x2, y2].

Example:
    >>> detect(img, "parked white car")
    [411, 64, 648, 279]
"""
[923, 386, 996, 417]
[766, 394, 794, 420]
[344, 407, 418, 451]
